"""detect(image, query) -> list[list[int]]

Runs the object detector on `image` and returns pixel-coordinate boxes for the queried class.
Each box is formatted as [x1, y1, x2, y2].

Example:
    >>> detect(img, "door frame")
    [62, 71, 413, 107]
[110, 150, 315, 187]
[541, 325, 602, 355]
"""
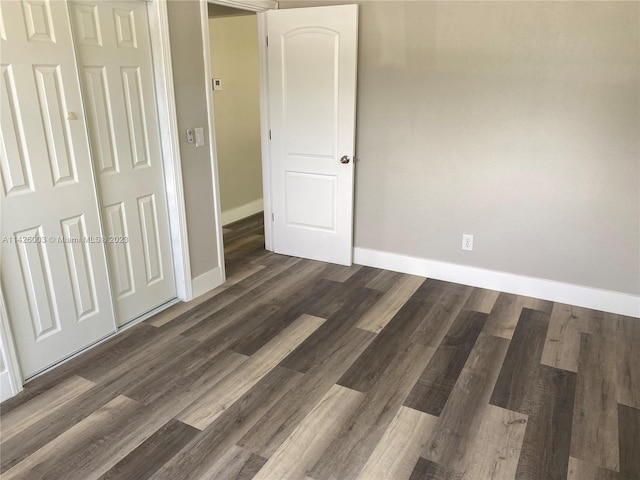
[148, 0, 193, 301]
[200, 0, 278, 255]
[0, 0, 195, 396]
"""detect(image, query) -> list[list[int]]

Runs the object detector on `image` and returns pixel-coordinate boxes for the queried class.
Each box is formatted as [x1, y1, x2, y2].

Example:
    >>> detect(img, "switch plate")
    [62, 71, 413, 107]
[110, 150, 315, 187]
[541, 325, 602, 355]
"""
[212, 78, 222, 91]
[462, 234, 473, 251]
[195, 127, 205, 147]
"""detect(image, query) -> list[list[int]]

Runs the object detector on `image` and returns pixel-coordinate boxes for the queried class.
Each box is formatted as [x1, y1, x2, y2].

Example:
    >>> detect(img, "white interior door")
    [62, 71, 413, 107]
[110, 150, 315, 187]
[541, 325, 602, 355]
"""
[0, 0, 116, 378]
[267, 5, 358, 266]
[70, 0, 176, 325]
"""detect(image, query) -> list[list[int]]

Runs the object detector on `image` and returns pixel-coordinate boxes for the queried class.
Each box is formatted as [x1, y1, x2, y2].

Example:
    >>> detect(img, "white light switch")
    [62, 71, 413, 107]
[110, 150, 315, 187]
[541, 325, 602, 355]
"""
[195, 127, 205, 147]
[212, 78, 222, 91]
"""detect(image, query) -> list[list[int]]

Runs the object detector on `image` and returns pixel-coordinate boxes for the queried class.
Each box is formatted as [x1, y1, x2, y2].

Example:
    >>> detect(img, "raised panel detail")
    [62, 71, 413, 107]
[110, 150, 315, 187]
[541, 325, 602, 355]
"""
[0, 3, 7, 41]
[285, 171, 337, 231]
[34, 65, 78, 186]
[15, 226, 61, 340]
[73, 4, 102, 46]
[61, 215, 98, 321]
[103, 203, 134, 298]
[137, 194, 163, 285]
[121, 67, 150, 169]
[22, 0, 55, 43]
[1, 65, 34, 196]
[283, 29, 338, 158]
[83, 66, 118, 174]
[114, 8, 137, 48]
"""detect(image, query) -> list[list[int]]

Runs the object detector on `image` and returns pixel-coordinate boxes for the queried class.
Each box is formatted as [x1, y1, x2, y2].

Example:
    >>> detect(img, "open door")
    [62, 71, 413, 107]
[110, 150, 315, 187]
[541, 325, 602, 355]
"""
[267, 5, 358, 266]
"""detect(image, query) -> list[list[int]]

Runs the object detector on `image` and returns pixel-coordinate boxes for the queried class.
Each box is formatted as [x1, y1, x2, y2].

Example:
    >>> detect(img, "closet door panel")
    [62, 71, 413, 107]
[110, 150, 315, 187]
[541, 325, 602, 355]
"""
[71, 0, 176, 325]
[0, 0, 116, 379]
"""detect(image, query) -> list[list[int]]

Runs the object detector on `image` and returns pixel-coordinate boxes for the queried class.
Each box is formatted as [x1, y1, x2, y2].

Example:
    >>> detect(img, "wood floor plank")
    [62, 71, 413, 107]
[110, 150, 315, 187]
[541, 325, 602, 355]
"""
[251, 384, 363, 480]
[238, 327, 376, 458]
[337, 279, 445, 393]
[461, 404, 528, 480]
[302, 277, 382, 322]
[188, 445, 267, 480]
[176, 314, 325, 430]
[0, 333, 199, 472]
[98, 419, 200, 480]
[618, 404, 640, 479]
[229, 279, 337, 356]
[356, 406, 438, 480]
[78, 327, 198, 385]
[125, 346, 248, 406]
[279, 287, 383, 374]
[482, 292, 553, 340]
[617, 315, 640, 408]
[179, 260, 326, 342]
[153, 256, 302, 335]
[413, 282, 475, 348]
[540, 303, 606, 373]
[422, 333, 510, 472]
[567, 457, 619, 480]
[404, 309, 488, 416]
[310, 341, 435, 480]
[488, 308, 577, 479]
[146, 264, 265, 329]
[320, 263, 363, 282]
[365, 270, 404, 292]
[570, 332, 619, 471]
[150, 365, 302, 480]
[463, 287, 500, 314]
[490, 308, 550, 412]
[335, 265, 383, 289]
[0, 375, 95, 443]
[409, 457, 463, 480]
[356, 274, 425, 333]
[2, 395, 143, 480]
[513, 365, 576, 480]
[0, 324, 156, 415]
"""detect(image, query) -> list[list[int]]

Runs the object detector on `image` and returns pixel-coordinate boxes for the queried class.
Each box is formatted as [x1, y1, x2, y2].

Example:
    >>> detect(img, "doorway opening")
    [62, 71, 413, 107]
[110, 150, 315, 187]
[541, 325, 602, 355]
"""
[207, 3, 267, 278]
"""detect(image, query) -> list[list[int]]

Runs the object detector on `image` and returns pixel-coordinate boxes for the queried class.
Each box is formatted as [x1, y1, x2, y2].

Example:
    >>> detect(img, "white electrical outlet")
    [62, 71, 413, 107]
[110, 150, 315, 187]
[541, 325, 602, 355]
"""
[462, 234, 473, 251]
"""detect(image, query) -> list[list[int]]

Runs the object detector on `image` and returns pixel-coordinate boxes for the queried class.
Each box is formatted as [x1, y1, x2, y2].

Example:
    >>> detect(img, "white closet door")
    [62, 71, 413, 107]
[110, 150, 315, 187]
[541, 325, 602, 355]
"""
[0, 0, 116, 378]
[70, 0, 176, 325]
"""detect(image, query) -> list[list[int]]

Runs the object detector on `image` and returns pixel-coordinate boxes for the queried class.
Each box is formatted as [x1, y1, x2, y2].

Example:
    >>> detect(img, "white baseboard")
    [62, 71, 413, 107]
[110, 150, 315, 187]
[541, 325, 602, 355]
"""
[222, 198, 264, 227]
[191, 266, 224, 299]
[1, 371, 15, 402]
[353, 247, 640, 318]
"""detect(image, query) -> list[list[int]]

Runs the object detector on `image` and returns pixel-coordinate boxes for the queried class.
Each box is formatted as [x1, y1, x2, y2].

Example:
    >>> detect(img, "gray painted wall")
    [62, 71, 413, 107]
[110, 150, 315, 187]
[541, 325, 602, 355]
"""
[280, 0, 640, 295]
[167, 0, 219, 278]
[166, 0, 639, 296]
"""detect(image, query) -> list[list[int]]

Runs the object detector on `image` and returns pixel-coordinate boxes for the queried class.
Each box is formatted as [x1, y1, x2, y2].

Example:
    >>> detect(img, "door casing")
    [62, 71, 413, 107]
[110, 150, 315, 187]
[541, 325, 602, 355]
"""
[202, 0, 277, 259]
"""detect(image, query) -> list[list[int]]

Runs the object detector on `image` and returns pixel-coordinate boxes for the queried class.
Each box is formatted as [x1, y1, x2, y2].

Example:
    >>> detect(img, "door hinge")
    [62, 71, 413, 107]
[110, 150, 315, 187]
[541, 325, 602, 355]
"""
[269, 129, 272, 140]
[271, 212, 275, 222]
[266, 36, 269, 47]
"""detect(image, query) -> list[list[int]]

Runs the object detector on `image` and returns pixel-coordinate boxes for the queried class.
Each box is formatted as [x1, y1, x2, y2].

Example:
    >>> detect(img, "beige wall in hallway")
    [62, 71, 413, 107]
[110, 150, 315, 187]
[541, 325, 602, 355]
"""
[167, 0, 219, 278]
[279, 0, 640, 295]
[209, 14, 263, 223]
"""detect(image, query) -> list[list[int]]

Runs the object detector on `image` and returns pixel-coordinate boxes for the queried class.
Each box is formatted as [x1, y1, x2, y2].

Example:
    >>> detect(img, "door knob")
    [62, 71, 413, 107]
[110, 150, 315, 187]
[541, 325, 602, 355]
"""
[340, 155, 350, 164]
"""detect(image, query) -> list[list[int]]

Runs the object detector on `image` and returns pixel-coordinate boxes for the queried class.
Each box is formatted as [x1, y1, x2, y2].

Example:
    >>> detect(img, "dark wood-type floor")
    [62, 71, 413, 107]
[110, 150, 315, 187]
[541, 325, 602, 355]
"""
[1, 213, 639, 480]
